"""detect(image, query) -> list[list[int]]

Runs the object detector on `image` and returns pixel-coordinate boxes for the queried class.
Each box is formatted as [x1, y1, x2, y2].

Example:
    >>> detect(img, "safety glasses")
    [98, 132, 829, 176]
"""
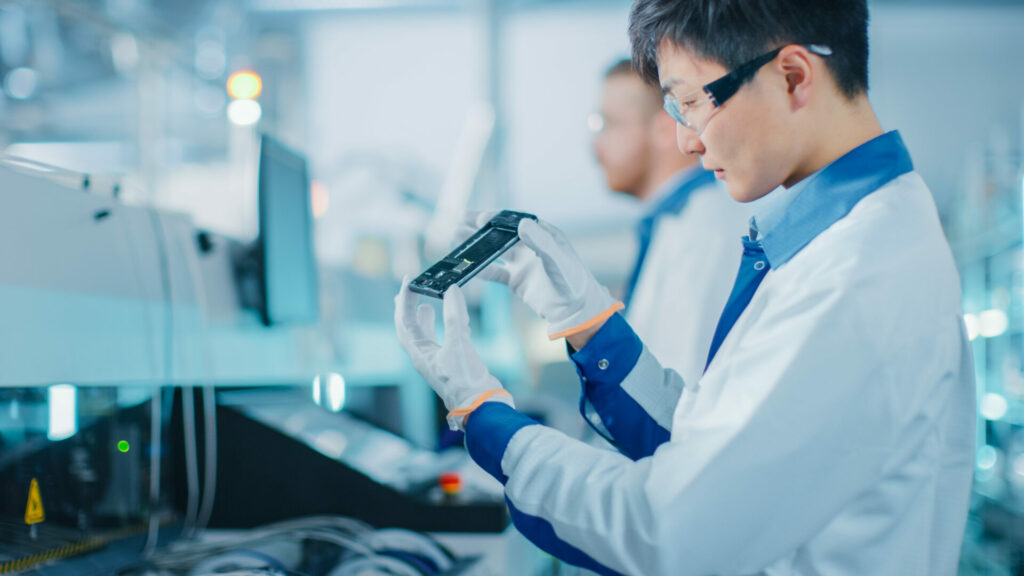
[663, 44, 833, 133]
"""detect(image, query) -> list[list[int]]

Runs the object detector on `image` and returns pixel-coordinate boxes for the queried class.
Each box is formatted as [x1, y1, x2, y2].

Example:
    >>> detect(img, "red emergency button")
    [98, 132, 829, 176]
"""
[439, 472, 462, 496]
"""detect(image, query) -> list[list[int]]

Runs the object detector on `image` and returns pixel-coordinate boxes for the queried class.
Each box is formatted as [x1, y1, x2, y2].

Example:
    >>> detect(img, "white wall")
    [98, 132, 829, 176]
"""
[305, 11, 483, 179]
[868, 3, 1024, 218]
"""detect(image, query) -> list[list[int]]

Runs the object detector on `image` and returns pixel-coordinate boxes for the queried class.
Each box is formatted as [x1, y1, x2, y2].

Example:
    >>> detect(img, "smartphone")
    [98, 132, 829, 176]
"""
[410, 210, 537, 298]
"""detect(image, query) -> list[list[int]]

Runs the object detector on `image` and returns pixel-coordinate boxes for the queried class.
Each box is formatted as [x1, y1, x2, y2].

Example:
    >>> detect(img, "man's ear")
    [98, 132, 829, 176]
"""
[777, 45, 814, 109]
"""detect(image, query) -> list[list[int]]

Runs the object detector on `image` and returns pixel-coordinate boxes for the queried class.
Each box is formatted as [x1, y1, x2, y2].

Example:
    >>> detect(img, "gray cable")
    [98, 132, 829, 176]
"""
[181, 385, 200, 538]
[327, 555, 421, 576]
[143, 382, 163, 557]
[360, 528, 453, 571]
[147, 525, 376, 570]
[144, 210, 174, 556]
[261, 516, 373, 536]
[196, 384, 218, 532]
[180, 227, 218, 535]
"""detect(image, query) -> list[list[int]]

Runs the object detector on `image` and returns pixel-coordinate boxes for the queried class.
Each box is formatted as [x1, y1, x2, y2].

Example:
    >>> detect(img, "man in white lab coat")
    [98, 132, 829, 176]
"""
[593, 58, 748, 388]
[395, 0, 975, 574]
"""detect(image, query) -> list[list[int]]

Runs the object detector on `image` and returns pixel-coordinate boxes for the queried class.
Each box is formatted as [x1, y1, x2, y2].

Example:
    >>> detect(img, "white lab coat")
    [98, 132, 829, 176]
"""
[497, 172, 974, 575]
[626, 182, 749, 386]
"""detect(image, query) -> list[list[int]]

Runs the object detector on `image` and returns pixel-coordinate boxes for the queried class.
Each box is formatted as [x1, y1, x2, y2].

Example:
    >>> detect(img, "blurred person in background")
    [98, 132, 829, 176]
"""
[593, 57, 748, 387]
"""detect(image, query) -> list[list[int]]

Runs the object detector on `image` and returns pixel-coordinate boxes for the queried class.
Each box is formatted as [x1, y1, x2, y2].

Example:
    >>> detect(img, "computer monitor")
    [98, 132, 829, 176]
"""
[257, 135, 319, 326]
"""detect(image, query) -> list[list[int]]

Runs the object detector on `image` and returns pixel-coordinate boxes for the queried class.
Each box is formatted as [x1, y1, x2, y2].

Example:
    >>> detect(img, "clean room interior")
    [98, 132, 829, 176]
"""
[1, 0, 1023, 574]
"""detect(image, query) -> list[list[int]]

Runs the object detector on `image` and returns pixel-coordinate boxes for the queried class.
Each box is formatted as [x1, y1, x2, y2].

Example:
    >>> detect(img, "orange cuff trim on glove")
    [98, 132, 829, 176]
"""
[547, 302, 624, 341]
[447, 389, 513, 425]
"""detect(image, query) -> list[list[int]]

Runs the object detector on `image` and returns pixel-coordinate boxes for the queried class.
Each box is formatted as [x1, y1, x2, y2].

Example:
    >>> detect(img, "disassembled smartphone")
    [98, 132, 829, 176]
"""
[410, 210, 537, 299]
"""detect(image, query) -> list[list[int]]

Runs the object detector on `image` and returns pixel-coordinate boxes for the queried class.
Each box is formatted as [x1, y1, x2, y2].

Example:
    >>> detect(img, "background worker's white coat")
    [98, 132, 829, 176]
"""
[626, 183, 749, 385]
[497, 172, 975, 575]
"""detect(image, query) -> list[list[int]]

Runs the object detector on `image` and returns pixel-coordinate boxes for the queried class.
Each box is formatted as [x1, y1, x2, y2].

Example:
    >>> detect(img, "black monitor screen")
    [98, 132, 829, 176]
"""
[258, 135, 319, 325]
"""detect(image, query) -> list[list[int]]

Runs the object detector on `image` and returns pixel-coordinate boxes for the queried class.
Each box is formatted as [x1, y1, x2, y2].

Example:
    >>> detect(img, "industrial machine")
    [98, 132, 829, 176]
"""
[0, 152, 536, 575]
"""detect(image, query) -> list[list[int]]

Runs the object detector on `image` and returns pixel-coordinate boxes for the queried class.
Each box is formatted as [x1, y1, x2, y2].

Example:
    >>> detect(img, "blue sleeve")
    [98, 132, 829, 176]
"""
[463, 401, 535, 483]
[464, 402, 623, 576]
[570, 313, 670, 460]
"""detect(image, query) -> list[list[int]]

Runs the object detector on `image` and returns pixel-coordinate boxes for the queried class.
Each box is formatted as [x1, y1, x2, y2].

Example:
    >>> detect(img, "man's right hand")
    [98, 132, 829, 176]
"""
[457, 212, 622, 342]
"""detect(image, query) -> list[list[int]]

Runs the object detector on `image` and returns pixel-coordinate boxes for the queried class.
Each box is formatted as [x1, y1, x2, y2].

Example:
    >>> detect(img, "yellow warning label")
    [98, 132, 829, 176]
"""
[24, 478, 44, 525]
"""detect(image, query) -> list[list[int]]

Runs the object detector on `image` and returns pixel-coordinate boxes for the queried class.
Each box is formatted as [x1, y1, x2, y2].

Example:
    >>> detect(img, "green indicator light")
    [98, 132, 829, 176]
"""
[117, 441, 130, 453]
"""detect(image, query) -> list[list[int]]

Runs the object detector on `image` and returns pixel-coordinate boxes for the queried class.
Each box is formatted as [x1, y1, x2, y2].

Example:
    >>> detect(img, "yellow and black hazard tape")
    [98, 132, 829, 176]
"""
[0, 537, 105, 574]
[0, 524, 150, 574]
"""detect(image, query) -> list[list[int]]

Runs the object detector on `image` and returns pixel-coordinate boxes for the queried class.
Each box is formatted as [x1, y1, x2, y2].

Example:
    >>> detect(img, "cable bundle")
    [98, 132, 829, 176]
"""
[117, 515, 460, 576]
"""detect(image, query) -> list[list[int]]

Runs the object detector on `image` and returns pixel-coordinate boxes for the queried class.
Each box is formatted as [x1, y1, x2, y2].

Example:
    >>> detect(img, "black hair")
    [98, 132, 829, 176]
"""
[604, 57, 637, 79]
[603, 57, 663, 110]
[628, 0, 869, 99]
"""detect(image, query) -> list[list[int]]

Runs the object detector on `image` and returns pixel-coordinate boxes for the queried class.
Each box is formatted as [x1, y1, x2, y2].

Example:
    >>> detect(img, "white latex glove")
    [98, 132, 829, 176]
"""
[456, 212, 623, 340]
[394, 276, 514, 430]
